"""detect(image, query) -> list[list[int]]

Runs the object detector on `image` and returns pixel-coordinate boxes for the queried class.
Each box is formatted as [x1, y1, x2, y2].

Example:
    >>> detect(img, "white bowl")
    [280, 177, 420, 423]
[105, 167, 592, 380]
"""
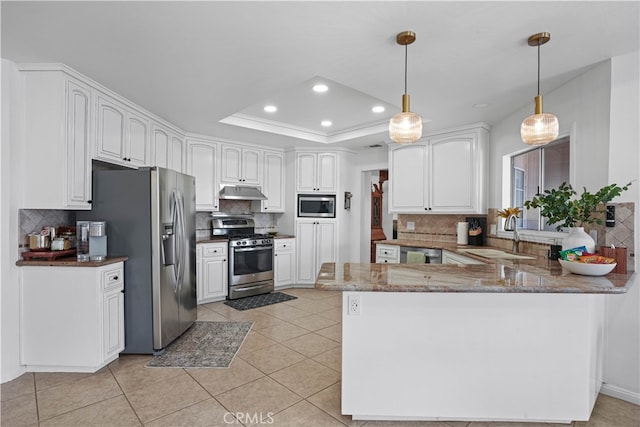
[559, 260, 616, 276]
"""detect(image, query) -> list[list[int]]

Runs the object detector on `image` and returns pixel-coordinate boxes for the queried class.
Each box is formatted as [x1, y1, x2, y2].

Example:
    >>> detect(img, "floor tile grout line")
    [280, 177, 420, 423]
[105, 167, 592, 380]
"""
[108, 363, 145, 427]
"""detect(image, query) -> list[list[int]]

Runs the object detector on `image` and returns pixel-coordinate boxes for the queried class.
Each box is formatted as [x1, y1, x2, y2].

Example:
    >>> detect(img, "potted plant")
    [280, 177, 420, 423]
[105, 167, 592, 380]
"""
[523, 181, 631, 252]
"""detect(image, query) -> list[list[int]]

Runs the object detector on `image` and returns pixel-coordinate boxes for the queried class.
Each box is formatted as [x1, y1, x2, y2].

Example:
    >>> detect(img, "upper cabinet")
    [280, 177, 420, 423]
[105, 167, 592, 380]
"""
[186, 138, 219, 211]
[96, 96, 151, 168]
[21, 70, 93, 209]
[220, 145, 261, 185]
[260, 151, 286, 212]
[296, 152, 337, 193]
[151, 124, 185, 173]
[389, 124, 489, 214]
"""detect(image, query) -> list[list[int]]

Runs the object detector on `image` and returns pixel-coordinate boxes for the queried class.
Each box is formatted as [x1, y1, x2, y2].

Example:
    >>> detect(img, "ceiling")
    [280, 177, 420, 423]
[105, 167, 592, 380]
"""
[2, 1, 638, 151]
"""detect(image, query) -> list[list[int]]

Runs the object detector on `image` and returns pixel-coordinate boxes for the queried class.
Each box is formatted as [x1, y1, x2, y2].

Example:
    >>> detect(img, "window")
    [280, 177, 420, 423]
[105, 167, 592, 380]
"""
[510, 137, 570, 231]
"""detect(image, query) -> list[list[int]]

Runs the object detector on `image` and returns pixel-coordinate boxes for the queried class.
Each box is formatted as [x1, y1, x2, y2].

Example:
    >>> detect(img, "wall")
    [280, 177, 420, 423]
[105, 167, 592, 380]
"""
[1, 60, 25, 381]
[603, 50, 640, 403]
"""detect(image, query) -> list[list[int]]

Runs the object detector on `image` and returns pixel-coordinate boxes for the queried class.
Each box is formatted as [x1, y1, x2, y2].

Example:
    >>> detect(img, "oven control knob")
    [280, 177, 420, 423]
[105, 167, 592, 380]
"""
[251, 240, 257, 245]
[241, 241, 247, 245]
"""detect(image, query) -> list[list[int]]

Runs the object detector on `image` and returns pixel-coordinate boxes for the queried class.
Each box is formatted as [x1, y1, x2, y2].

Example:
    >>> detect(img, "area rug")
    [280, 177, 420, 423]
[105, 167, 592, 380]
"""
[146, 321, 252, 368]
[224, 292, 297, 311]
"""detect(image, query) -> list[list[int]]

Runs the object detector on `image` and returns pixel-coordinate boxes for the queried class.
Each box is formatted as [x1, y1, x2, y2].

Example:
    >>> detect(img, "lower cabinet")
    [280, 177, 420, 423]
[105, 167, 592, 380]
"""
[20, 262, 125, 372]
[375, 244, 400, 263]
[296, 220, 336, 284]
[274, 238, 295, 288]
[197, 242, 228, 303]
[442, 250, 484, 265]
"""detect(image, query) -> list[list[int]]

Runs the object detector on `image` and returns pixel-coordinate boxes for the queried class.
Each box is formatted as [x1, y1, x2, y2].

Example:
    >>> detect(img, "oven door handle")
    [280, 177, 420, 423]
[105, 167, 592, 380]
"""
[233, 246, 273, 252]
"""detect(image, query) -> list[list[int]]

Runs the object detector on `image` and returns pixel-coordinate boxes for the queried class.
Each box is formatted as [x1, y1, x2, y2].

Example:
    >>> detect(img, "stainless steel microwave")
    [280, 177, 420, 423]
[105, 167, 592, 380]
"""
[297, 195, 336, 218]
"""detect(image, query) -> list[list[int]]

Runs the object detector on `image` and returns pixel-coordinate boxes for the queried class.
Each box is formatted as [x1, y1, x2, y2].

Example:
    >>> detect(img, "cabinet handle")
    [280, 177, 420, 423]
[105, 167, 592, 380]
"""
[121, 289, 125, 293]
[87, 200, 92, 204]
[113, 276, 118, 281]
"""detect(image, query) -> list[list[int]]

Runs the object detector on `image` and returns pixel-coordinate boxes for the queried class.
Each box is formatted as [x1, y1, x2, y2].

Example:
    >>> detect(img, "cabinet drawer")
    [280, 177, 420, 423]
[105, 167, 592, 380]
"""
[202, 244, 227, 257]
[376, 245, 399, 259]
[275, 240, 294, 252]
[101, 266, 124, 291]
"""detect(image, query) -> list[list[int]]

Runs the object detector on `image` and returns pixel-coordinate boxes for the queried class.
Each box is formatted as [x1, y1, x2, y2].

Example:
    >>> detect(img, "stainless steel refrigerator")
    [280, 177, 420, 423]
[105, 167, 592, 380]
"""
[79, 166, 196, 354]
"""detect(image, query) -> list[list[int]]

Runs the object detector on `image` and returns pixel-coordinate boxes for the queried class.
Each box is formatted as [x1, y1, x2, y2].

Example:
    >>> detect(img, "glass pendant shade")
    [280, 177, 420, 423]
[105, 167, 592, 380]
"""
[389, 93, 422, 144]
[520, 95, 559, 145]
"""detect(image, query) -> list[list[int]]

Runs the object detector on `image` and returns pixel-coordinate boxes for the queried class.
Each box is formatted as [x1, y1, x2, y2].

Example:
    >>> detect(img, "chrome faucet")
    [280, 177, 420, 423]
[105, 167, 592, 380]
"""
[505, 214, 519, 253]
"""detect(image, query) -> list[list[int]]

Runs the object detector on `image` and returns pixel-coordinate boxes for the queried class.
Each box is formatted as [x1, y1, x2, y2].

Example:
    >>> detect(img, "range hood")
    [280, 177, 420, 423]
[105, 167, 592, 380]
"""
[218, 185, 267, 201]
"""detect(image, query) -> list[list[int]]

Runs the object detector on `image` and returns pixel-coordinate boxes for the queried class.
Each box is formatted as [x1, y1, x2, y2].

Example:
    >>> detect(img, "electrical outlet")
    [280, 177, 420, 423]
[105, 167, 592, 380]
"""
[348, 295, 361, 315]
[407, 221, 415, 231]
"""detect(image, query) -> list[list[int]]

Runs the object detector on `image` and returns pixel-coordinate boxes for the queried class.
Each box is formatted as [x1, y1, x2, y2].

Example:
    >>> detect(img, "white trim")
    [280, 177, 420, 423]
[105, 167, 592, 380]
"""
[600, 383, 640, 405]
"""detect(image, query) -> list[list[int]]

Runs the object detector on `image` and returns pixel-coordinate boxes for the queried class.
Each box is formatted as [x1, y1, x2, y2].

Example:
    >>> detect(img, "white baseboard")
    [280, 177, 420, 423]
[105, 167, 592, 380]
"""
[601, 383, 640, 405]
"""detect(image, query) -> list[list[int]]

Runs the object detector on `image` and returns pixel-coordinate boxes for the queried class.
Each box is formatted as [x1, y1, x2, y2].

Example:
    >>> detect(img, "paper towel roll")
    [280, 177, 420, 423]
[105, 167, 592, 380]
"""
[457, 222, 469, 245]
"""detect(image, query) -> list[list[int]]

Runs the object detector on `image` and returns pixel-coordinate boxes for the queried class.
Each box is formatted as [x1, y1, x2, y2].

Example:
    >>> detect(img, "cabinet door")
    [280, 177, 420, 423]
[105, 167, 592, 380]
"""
[96, 96, 126, 164]
[262, 151, 285, 212]
[220, 145, 242, 183]
[170, 135, 185, 173]
[389, 144, 428, 212]
[296, 153, 318, 192]
[429, 135, 474, 212]
[126, 113, 150, 167]
[151, 125, 170, 169]
[66, 79, 92, 209]
[316, 221, 336, 267]
[296, 221, 317, 283]
[317, 153, 337, 193]
[202, 257, 228, 300]
[274, 239, 295, 287]
[103, 289, 124, 360]
[187, 141, 218, 211]
[242, 148, 262, 185]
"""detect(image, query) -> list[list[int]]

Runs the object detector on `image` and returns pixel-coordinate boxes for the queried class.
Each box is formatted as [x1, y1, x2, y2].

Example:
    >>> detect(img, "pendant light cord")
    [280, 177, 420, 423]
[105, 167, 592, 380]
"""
[537, 42, 541, 96]
[404, 43, 408, 94]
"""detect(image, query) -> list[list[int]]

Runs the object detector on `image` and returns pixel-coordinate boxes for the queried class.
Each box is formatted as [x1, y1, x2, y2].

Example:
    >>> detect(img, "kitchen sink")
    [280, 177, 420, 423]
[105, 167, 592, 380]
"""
[458, 248, 536, 260]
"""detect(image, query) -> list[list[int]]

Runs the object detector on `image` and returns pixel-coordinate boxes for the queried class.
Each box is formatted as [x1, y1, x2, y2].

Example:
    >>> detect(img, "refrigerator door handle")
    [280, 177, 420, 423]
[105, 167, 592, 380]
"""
[175, 191, 186, 291]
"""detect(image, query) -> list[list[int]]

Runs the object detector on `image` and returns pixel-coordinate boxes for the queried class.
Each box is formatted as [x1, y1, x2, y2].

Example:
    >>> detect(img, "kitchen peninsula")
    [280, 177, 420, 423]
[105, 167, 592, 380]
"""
[316, 261, 635, 423]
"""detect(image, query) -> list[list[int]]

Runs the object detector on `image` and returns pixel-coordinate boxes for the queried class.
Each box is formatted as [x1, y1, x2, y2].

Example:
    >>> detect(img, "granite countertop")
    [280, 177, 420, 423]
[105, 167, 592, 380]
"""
[315, 262, 634, 294]
[16, 256, 128, 267]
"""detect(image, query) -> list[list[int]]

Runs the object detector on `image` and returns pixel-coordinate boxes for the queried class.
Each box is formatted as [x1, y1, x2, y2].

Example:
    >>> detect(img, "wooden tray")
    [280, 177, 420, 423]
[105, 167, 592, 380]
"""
[22, 249, 77, 261]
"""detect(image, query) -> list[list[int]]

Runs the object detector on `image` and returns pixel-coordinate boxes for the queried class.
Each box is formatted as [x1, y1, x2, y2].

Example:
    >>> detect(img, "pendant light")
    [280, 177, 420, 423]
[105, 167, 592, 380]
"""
[389, 31, 423, 144]
[521, 32, 559, 145]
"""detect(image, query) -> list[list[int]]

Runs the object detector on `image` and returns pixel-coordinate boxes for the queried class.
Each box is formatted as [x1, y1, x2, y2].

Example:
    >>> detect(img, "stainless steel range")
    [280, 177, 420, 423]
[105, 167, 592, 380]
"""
[211, 217, 274, 300]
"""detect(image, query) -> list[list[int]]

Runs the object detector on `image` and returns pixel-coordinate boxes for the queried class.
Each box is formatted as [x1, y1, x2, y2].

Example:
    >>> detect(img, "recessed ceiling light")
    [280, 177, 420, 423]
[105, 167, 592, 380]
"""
[473, 103, 490, 109]
[372, 106, 385, 113]
[313, 84, 329, 93]
[321, 120, 332, 127]
[263, 105, 277, 113]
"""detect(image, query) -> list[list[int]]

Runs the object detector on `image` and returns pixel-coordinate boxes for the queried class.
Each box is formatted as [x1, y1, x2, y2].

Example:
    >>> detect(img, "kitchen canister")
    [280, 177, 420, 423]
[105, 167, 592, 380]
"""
[457, 222, 469, 245]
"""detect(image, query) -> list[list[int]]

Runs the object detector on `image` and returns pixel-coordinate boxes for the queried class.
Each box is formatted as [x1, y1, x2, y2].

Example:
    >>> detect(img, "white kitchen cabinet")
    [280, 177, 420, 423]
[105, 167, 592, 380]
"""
[220, 145, 262, 185]
[21, 262, 125, 372]
[389, 124, 488, 214]
[151, 123, 185, 173]
[197, 242, 228, 303]
[442, 250, 484, 265]
[21, 69, 93, 209]
[389, 144, 429, 212]
[296, 152, 337, 193]
[296, 220, 336, 284]
[274, 238, 296, 288]
[96, 95, 151, 168]
[375, 244, 400, 263]
[187, 139, 219, 211]
[259, 151, 286, 212]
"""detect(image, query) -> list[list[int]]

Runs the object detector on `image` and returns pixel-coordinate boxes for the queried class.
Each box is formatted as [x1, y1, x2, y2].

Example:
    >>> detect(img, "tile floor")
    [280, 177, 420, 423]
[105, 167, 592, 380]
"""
[2, 287, 639, 426]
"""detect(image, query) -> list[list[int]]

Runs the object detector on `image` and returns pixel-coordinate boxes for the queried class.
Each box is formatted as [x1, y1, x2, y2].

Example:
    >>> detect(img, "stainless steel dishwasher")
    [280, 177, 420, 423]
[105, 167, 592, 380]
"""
[399, 247, 442, 264]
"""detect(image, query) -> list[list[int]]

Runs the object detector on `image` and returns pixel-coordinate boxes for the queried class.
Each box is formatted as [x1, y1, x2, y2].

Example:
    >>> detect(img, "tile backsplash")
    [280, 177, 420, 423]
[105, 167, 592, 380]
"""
[19, 209, 76, 247]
